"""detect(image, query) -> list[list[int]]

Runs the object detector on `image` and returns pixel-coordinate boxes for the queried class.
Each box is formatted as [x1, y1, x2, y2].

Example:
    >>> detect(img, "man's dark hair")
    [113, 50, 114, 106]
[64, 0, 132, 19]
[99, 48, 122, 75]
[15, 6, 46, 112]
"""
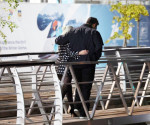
[86, 17, 99, 26]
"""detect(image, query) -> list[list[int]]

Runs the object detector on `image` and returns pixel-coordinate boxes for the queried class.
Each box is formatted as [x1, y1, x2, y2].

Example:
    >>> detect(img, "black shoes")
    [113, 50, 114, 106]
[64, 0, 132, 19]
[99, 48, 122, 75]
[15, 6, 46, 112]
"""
[70, 109, 78, 117]
[74, 109, 87, 119]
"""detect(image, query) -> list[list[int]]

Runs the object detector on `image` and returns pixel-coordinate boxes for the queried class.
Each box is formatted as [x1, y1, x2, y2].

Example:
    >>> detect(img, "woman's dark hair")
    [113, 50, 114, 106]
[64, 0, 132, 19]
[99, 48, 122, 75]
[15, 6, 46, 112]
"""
[86, 17, 99, 26]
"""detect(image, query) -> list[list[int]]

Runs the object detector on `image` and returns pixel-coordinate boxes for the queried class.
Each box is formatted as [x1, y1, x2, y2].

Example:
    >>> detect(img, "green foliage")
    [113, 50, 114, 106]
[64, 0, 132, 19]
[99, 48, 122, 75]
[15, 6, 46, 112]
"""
[0, 0, 23, 43]
[106, 2, 149, 44]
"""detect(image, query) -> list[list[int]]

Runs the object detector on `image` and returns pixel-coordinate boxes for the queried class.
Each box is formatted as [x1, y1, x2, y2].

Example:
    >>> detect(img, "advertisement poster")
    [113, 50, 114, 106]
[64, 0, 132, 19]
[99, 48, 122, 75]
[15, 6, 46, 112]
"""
[0, 3, 150, 60]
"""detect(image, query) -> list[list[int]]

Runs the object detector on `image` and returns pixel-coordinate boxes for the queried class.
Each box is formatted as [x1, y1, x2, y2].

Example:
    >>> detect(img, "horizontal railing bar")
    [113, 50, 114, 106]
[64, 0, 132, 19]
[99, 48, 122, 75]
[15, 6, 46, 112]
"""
[103, 47, 150, 52]
[0, 106, 60, 113]
[137, 95, 150, 98]
[0, 93, 18, 96]
[20, 81, 54, 84]
[25, 105, 60, 110]
[0, 59, 55, 67]
[95, 77, 148, 82]
[0, 52, 58, 57]
[15, 71, 51, 75]
[27, 111, 60, 118]
[0, 73, 52, 76]
[0, 75, 14, 78]
[0, 84, 16, 87]
[0, 116, 18, 120]
[23, 89, 58, 93]
[129, 71, 149, 73]
[0, 78, 53, 82]
[100, 56, 150, 61]
[0, 100, 17, 103]
[0, 108, 21, 112]
[0, 57, 150, 67]
[24, 97, 59, 102]
[0, 105, 17, 108]
[20, 82, 55, 86]
[67, 95, 137, 104]
[26, 121, 51, 125]
[0, 96, 60, 105]
[0, 47, 149, 57]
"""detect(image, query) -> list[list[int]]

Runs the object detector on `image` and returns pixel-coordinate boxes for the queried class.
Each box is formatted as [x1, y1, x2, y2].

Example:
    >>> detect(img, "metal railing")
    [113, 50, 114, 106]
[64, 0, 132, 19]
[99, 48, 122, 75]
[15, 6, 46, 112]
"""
[1, 47, 150, 125]
[0, 52, 62, 125]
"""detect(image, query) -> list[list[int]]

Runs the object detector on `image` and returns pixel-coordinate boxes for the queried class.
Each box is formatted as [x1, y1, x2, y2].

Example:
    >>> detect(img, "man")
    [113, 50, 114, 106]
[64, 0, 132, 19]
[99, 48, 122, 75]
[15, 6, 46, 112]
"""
[55, 17, 103, 117]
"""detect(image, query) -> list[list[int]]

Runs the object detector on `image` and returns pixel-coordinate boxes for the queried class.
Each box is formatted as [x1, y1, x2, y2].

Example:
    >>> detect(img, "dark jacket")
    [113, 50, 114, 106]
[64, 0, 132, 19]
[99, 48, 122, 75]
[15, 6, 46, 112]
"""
[55, 24, 103, 63]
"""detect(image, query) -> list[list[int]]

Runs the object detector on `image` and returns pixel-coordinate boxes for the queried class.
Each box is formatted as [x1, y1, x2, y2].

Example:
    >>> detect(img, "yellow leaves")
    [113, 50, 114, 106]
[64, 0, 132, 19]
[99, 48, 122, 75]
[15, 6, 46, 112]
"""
[110, 2, 149, 22]
[0, 31, 7, 43]
[119, 27, 122, 30]
[105, 33, 124, 44]
[105, 2, 149, 44]
[118, 35, 124, 39]
[135, 18, 139, 22]
[112, 20, 115, 23]
[110, 32, 119, 40]
[143, 10, 149, 16]
[113, 32, 119, 36]
[125, 34, 132, 40]
[126, 17, 130, 21]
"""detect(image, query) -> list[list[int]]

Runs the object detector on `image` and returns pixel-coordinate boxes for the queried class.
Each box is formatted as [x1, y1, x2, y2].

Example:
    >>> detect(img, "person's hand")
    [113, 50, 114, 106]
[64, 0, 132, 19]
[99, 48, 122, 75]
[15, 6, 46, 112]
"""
[78, 50, 89, 55]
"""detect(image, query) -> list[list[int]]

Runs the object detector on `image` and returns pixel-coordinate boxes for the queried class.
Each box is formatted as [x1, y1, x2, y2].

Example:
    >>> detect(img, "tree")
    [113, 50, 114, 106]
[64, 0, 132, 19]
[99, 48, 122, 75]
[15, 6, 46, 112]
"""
[0, 0, 23, 43]
[106, 2, 149, 47]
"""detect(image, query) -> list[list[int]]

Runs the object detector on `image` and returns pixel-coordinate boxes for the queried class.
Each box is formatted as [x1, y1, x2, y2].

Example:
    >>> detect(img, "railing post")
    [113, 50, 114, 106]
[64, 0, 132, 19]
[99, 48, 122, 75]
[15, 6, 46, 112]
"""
[108, 63, 129, 115]
[51, 65, 63, 125]
[105, 60, 122, 109]
[129, 63, 146, 115]
[91, 65, 109, 118]
[10, 67, 25, 125]
[139, 62, 150, 106]
[116, 51, 126, 92]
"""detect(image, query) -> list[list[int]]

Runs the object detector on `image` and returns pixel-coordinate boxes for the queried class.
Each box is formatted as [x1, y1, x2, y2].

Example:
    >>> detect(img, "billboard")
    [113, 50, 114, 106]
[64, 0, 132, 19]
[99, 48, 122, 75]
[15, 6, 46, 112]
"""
[0, 3, 150, 57]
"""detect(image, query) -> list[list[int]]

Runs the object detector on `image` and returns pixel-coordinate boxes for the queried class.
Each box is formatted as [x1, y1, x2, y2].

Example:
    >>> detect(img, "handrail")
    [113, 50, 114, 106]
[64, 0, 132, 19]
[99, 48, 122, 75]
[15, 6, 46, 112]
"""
[0, 52, 58, 57]
[0, 46, 150, 57]
[0, 59, 55, 67]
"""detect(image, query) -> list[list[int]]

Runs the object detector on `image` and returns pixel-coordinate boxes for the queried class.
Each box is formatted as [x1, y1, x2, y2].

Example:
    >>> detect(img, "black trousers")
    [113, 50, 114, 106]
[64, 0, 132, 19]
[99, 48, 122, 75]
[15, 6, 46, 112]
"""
[73, 65, 95, 116]
[57, 74, 75, 113]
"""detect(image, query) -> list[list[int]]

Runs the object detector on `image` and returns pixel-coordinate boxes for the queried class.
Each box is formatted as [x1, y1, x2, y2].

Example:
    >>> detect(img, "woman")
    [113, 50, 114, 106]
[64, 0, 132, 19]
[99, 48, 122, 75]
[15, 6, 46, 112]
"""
[56, 26, 88, 117]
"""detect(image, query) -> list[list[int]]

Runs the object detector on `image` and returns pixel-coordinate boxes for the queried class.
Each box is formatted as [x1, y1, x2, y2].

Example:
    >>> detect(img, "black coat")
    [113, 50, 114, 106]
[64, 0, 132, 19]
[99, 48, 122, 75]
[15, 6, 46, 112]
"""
[55, 24, 103, 63]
